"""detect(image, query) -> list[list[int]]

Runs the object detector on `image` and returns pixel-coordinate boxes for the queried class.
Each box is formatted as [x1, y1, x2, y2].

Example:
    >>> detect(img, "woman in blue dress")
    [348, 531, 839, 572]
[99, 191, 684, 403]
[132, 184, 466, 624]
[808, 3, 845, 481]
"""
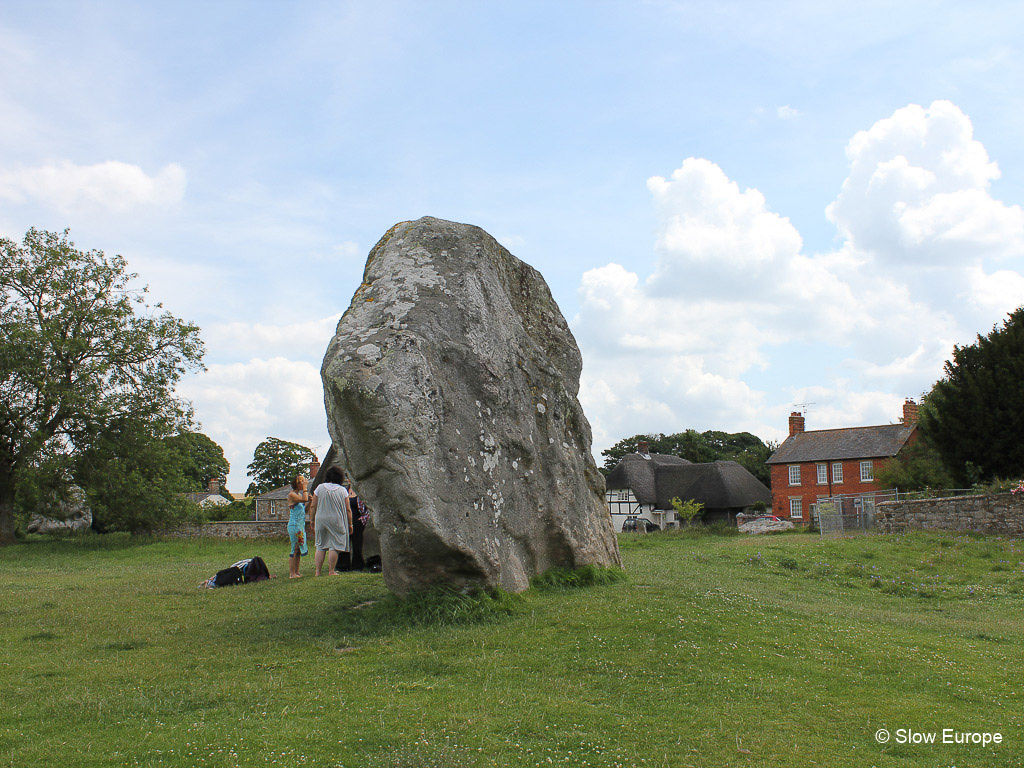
[286, 475, 311, 578]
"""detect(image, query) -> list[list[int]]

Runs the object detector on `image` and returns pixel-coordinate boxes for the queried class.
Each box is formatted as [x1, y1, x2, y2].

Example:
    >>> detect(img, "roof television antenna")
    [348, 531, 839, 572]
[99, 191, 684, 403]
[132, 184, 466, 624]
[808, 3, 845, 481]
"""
[793, 402, 815, 415]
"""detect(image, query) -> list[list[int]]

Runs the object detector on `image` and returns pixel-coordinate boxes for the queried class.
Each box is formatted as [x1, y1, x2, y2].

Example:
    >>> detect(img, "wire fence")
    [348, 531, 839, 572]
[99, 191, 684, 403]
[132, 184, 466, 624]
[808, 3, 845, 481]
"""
[815, 495, 885, 536]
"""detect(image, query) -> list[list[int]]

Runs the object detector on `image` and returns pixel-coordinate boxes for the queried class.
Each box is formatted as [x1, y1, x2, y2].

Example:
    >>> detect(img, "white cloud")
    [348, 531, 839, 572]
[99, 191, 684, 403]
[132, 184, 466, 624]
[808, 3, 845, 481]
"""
[0, 160, 186, 213]
[784, 387, 908, 433]
[334, 241, 362, 259]
[576, 101, 1024, 456]
[647, 158, 803, 277]
[497, 233, 527, 251]
[777, 105, 799, 120]
[826, 100, 1024, 264]
[176, 357, 330, 492]
[203, 314, 342, 363]
[965, 265, 1024, 315]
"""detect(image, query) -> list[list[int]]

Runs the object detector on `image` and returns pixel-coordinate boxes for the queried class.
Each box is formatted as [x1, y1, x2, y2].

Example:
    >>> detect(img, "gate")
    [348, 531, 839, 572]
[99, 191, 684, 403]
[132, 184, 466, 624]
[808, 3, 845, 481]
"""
[814, 492, 896, 536]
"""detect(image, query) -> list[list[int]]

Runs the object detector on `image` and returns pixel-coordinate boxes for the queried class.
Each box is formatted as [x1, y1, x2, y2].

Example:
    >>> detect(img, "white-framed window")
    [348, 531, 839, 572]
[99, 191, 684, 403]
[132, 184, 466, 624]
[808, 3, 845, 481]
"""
[860, 461, 874, 482]
[789, 498, 803, 519]
[816, 463, 828, 484]
[788, 465, 801, 485]
[832, 462, 844, 483]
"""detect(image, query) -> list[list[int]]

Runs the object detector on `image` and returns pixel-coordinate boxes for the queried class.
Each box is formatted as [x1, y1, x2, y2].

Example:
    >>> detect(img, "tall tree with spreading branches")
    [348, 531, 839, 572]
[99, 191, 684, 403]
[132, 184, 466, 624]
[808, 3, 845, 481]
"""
[246, 437, 318, 496]
[0, 228, 204, 542]
[164, 431, 230, 492]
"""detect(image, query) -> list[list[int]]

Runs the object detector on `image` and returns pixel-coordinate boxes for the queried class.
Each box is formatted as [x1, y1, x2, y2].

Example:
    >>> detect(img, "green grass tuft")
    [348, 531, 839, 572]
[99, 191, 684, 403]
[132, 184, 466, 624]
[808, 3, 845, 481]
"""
[529, 564, 627, 590]
[373, 584, 525, 627]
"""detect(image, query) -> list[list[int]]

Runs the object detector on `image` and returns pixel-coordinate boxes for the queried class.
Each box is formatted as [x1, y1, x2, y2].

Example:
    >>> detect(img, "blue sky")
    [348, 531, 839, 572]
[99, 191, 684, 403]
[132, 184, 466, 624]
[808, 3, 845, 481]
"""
[3, 1, 1024, 492]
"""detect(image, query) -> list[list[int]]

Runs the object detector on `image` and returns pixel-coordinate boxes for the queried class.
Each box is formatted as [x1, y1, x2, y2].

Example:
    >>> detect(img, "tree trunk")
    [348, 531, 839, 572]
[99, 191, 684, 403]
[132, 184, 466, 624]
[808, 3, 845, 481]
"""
[0, 486, 15, 545]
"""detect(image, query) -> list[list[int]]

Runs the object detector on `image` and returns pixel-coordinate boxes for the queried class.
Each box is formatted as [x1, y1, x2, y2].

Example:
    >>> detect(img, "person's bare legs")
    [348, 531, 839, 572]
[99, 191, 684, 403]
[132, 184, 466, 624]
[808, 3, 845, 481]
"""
[288, 548, 302, 578]
[314, 549, 326, 576]
[327, 549, 339, 574]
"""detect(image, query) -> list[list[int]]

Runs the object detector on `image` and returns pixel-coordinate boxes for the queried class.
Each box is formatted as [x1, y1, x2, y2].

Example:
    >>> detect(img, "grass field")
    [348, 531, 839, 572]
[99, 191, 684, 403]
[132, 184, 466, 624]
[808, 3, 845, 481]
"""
[2, 529, 1023, 767]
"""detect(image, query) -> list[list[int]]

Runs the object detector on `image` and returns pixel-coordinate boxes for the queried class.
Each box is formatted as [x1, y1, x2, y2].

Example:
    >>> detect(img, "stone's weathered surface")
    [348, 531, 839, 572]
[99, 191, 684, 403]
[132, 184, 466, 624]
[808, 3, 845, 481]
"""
[321, 217, 621, 596]
[26, 486, 92, 534]
[738, 518, 795, 535]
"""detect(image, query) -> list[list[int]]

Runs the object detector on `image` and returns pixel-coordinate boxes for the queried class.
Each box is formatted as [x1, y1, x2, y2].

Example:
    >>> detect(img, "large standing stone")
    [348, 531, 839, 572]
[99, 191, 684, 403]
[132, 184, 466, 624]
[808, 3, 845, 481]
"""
[321, 217, 620, 595]
[26, 485, 92, 534]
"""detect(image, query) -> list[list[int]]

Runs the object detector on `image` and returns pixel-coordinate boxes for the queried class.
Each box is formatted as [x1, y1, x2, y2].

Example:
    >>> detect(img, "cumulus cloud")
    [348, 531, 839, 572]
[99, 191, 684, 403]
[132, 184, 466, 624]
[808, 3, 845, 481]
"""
[0, 160, 186, 213]
[776, 105, 799, 120]
[576, 100, 1024, 452]
[204, 314, 342, 363]
[177, 357, 329, 492]
[177, 313, 349, 488]
[827, 100, 1024, 264]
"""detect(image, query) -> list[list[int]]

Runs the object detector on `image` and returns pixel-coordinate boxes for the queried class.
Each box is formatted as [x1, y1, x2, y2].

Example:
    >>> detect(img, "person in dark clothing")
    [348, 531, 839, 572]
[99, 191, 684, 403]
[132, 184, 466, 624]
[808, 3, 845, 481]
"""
[334, 495, 366, 572]
[348, 495, 365, 571]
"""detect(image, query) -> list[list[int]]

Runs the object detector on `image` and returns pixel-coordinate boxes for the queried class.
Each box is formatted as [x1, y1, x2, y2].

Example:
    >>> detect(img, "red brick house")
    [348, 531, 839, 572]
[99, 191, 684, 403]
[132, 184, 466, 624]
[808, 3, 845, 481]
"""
[766, 400, 919, 524]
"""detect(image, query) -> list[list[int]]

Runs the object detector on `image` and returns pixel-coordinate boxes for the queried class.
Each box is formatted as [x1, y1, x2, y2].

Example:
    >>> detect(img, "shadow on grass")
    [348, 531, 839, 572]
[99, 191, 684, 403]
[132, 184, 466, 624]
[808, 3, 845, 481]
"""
[2, 532, 138, 559]
[530, 564, 627, 591]
[253, 584, 526, 646]
[250, 565, 627, 646]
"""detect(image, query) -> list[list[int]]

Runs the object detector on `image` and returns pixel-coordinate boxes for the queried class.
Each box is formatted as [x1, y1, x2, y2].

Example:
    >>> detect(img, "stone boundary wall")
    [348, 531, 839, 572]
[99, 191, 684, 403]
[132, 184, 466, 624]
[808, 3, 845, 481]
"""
[170, 521, 291, 539]
[876, 492, 1024, 537]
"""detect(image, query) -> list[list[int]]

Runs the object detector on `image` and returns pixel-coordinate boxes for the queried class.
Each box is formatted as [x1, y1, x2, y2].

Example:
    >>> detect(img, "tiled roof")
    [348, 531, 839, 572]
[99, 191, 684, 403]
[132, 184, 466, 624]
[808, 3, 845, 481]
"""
[255, 485, 292, 500]
[767, 424, 916, 464]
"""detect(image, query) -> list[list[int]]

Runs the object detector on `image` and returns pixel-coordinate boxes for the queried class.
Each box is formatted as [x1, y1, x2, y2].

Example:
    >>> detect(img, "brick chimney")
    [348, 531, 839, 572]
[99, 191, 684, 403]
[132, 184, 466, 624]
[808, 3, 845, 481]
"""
[902, 398, 919, 426]
[637, 440, 650, 456]
[207, 477, 220, 495]
[788, 412, 805, 437]
[309, 456, 321, 481]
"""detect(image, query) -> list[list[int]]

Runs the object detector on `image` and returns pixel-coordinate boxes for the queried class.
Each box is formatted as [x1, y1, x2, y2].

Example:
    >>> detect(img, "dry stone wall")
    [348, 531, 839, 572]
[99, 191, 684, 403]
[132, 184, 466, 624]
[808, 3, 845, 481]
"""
[171, 521, 290, 539]
[876, 492, 1024, 537]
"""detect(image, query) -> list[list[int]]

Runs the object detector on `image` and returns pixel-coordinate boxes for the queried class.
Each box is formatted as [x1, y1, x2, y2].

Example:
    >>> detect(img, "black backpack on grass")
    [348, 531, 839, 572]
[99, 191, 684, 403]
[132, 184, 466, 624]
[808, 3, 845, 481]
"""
[211, 566, 244, 588]
[210, 556, 270, 588]
[240, 556, 271, 583]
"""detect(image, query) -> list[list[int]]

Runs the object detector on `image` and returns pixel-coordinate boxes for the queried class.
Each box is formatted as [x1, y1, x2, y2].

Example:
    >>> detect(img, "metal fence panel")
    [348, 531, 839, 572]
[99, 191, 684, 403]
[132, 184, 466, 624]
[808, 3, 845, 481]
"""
[816, 492, 895, 536]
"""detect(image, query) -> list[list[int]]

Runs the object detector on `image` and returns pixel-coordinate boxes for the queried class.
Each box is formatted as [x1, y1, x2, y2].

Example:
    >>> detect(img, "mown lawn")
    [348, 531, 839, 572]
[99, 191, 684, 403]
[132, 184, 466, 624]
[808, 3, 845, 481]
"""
[1, 529, 1022, 767]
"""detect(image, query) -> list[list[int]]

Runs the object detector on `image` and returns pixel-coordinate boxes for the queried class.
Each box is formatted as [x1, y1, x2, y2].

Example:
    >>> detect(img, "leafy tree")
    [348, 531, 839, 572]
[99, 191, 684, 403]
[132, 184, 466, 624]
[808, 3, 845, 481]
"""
[919, 307, 1024, 485]
[204, 496, 255, 522]
[874, 429, 955, 493]
[164, 432, 230, 492]
[73, 415, 202, 533]
[670, 497, 705, 524]
[246, 437, 317, 495]
[0, 228, 203, 543]
[600, 429, 776, 486]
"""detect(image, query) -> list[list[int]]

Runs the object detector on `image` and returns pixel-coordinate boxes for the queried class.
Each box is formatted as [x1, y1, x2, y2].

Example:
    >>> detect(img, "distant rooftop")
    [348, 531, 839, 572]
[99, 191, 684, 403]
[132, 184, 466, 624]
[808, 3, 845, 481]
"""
[767, 423, 916, 464]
